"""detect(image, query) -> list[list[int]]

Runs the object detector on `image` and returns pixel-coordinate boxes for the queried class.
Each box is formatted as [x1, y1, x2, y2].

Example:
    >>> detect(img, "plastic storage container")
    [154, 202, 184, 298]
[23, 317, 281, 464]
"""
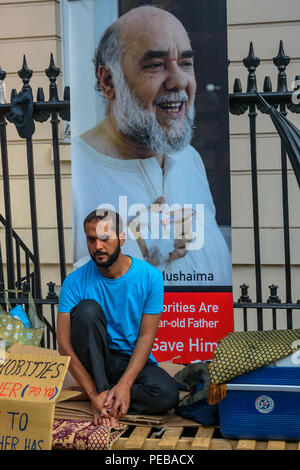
[219, 357, 300, 440]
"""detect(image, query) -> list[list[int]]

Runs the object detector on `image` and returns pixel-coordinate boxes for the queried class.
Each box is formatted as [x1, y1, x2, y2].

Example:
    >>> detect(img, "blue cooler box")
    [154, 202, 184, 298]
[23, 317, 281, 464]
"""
[219, 356, 300, 440]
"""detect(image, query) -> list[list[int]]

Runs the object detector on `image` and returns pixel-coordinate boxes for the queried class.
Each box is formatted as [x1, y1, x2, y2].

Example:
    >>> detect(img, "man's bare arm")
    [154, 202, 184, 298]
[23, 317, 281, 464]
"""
[119, 312, 161, 385]
[105, 312, 161, 418]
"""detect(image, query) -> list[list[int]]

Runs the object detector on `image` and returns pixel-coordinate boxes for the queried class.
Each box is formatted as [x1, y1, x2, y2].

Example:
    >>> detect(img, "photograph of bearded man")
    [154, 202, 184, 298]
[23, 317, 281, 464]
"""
[71, 4, 232, 287]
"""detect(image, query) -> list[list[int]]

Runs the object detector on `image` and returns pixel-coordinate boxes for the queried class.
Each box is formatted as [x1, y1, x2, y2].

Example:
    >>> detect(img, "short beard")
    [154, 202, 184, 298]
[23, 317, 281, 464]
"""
[111, 65, 195, 155]
[91, 240, 121, 268]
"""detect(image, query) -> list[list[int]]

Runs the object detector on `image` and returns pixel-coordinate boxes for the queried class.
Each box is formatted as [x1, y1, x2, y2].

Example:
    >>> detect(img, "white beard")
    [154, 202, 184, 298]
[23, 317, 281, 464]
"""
[111, 67, 195, 155]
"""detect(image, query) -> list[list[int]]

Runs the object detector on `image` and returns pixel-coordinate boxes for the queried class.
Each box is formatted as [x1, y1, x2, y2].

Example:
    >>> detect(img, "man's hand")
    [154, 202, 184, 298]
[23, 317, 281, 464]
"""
[128, 196, 195, 266]
[104, 381, 131, 419]
[90, 390, 119, 427]
[167, 236, 189, 262]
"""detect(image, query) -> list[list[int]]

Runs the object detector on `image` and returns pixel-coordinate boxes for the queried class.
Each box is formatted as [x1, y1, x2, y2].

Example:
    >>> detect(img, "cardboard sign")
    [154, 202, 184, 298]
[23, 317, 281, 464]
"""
[0, 344, 78, 450]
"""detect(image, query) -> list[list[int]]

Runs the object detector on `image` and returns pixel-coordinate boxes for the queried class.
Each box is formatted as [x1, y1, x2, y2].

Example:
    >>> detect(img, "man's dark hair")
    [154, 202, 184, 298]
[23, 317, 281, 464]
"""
[84, 209, 123, 236]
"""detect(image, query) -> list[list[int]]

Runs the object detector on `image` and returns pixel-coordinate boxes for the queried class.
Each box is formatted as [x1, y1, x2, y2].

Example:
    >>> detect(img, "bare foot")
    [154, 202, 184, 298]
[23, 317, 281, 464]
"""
[90, 390, 119, 427]
[91, 404, 119, 427]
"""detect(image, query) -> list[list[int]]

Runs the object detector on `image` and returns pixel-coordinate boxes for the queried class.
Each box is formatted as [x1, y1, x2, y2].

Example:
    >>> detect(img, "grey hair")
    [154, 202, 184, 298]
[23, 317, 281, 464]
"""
[93, 20, 124, 94]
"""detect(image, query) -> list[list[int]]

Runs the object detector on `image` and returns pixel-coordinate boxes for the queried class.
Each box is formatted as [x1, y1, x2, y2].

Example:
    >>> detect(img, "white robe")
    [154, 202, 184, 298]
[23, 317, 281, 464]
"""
[71, 136, 232, 286]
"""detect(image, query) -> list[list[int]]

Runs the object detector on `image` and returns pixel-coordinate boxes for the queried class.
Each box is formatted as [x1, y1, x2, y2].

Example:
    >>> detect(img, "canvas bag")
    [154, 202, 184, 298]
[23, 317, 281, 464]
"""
[174, 362, 219, 426]
[0, 289, 45, 348]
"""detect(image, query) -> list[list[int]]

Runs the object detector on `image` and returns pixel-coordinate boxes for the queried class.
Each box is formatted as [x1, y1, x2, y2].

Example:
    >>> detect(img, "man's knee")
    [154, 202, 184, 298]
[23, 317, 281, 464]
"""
[155, 375, 179, 412]
[70, 299, 106, 327]
[143, 367, 179, 413]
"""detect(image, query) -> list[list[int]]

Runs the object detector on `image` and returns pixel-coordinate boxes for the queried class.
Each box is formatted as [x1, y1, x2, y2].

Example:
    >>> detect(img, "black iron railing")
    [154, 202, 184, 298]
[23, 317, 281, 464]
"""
[0, 54, 70, 348]
[230, 41, 300, 331]
[0, 42, 299, 348]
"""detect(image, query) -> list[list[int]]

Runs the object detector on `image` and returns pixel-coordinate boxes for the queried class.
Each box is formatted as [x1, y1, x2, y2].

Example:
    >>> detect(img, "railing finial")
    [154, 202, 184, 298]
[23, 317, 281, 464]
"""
[243, 41, 260, 93]
[46, 281, 58, 300]
[267, 284, 281, 304]
[33, 87, 51, 123]
[45, 53, 60, 102]
[238, 283, 252, 303]
[263, 76, 272, 93]
[230, 78, 248, 115]
[273, 40, 290, 93]
[46, 53, 60, 79]
[18, 55, 33, 89]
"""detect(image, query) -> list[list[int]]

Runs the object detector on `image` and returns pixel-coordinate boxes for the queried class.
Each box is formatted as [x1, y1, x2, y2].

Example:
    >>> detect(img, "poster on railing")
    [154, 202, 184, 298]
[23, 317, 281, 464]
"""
[68, 0, 233, 362]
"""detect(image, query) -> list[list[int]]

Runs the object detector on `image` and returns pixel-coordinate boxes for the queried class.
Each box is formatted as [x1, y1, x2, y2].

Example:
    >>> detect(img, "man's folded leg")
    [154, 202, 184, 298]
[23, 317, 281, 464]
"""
[107, 351, 180, 415]
[69, 300, 179, 416]
[70, 298, 112, 393]
[129, 363, 180, 415]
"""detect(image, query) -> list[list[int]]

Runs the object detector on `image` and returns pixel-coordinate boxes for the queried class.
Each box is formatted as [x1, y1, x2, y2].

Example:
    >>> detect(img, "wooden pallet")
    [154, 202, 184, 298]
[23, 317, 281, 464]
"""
[111, 425, 300, 451]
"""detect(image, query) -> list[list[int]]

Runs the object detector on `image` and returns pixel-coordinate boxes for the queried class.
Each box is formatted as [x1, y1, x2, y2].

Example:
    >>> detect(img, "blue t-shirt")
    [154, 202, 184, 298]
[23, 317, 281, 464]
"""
[58, 257, 164, 364]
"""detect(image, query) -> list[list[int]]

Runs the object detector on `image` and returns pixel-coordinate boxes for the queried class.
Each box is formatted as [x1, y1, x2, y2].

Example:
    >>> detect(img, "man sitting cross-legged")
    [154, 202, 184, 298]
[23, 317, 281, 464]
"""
[57, 209, 179, 426]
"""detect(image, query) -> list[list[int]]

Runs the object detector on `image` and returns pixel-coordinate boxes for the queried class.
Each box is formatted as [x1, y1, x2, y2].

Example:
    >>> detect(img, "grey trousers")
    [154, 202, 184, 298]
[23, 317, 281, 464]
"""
[70, 299, 179, 415]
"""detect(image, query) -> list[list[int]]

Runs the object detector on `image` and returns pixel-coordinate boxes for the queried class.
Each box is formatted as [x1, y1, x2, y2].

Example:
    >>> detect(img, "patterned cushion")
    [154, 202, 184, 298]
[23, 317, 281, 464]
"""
[209, 328, 300, 385]
[52, 419, 127, 450]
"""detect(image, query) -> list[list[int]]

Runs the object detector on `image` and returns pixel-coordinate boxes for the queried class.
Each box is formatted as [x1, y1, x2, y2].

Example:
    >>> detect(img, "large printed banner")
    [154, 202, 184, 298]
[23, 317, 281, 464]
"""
[69, 0, 233, 363]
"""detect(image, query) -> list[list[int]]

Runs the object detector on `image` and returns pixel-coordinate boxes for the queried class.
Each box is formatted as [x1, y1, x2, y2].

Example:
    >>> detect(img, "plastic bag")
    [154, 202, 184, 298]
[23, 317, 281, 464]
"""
[7, 304, 31, 328]
[0, 289, 45, 349]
